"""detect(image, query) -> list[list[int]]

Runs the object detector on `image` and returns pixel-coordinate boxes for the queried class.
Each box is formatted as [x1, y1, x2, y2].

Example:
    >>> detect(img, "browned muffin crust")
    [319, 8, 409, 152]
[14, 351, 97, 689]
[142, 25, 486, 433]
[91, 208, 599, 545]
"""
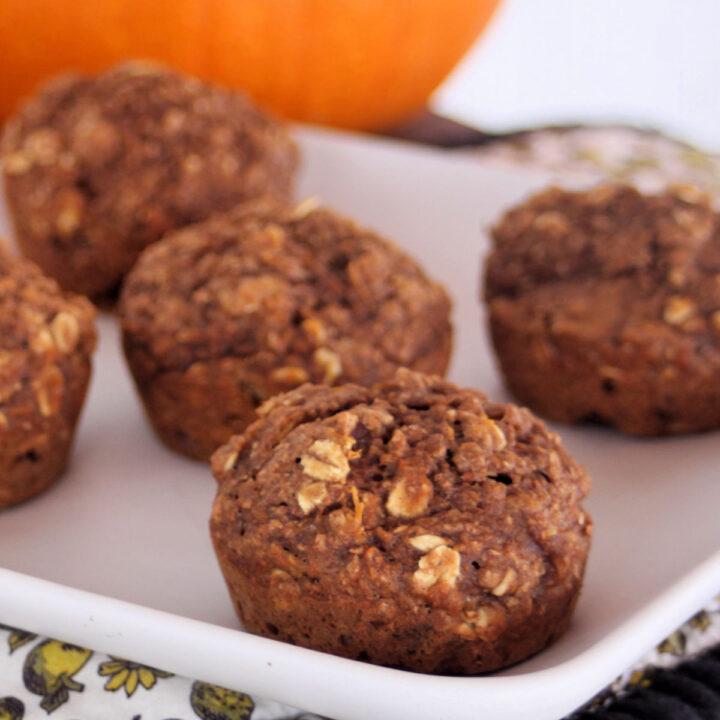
[210, 369, 591, 675]
[485, 184, 720, 435]
[0, 241, 96, 508]
[1, 62, 298, 299]
[120, 201, 453, 461]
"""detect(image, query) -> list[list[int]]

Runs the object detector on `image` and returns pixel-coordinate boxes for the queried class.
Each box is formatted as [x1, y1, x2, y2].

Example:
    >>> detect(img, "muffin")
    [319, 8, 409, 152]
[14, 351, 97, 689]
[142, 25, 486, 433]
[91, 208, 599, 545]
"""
[1, 62, 298, 299]
[485, 184, 720, 435]
[119, 200, 452, 461]
[0, 241, 96, 508]
[210, 369, 592, 675]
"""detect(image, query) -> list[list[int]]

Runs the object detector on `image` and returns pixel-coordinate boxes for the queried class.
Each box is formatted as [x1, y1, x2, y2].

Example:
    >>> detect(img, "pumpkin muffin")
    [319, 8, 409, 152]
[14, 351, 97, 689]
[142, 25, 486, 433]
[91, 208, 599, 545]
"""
[1, 62, 298, 299]
[210, 369, 592, 674]
[0, 241, 96, 508]
[485, 184, 720, 435]
[119, 200, 453, 461]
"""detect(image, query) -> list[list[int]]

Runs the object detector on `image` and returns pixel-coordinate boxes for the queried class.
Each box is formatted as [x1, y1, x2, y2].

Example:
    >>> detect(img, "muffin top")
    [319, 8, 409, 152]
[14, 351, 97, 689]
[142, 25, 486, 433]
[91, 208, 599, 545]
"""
[0, 241, 95, 422]
[485, 185, 720, 346]
[1, 62, 298, 295]
[211, 369, 591, 634]
[119, 201, 452, 383]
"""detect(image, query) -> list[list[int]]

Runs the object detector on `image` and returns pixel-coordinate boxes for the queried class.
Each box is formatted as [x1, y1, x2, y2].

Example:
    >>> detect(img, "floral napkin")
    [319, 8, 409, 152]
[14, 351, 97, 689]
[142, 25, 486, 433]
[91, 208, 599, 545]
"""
[0, 623, 318, 720]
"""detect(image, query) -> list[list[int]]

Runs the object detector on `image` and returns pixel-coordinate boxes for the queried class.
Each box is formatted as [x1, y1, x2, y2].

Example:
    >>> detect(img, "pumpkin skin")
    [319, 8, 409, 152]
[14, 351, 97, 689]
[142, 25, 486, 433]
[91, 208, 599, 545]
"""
[0, 0, 500, 130]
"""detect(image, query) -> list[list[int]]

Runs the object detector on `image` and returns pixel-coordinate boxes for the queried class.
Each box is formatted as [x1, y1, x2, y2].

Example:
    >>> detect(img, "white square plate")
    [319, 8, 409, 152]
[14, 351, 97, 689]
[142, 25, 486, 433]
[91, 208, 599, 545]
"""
[1, 126, 719, 720]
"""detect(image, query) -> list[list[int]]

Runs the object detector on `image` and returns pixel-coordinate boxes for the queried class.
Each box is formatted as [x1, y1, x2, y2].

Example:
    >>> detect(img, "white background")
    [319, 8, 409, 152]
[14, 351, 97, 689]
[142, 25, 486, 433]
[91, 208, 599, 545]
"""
[433, 0, 720, 151]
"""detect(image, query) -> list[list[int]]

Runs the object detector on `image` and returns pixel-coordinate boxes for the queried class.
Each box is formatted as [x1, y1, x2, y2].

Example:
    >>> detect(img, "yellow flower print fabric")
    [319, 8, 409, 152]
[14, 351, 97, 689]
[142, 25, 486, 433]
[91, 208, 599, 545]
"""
[98, 657, 173, 696]
[0, 625, 317, 720]
[3, 603, 720, 720]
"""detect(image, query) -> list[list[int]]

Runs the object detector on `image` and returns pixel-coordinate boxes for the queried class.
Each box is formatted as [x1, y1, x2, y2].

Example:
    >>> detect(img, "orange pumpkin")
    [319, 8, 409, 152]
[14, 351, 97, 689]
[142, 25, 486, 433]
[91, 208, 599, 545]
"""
[0, 0, 500, 130]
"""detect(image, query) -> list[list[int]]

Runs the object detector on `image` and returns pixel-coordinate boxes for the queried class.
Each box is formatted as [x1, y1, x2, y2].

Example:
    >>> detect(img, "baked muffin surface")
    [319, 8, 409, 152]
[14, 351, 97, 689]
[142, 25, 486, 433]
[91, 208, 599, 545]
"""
[1, 63, 298, 298]
[120, 202, 452, 460]
[485, 185, 720, 435]
[211, 370, 591, 674]
[0, 242, 96, 507]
